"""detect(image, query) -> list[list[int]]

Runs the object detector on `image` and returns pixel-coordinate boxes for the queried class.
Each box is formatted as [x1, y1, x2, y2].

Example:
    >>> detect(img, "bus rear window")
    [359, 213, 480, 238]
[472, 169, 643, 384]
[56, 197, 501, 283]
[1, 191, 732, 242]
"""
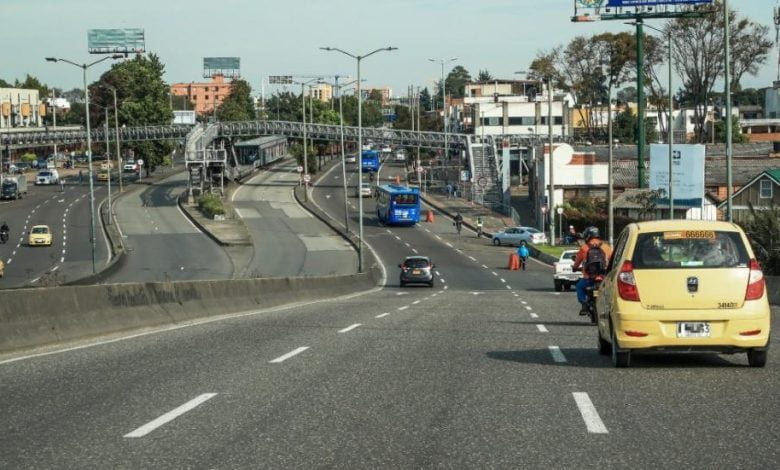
[392, 194, 418, 205]
[631, 231, 749, 269]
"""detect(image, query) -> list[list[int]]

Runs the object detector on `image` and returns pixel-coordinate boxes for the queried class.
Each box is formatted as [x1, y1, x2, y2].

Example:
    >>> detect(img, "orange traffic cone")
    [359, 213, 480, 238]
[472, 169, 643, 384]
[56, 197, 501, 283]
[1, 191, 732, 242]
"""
[425, 210, 435, 223]
[508, 253, 520, 270]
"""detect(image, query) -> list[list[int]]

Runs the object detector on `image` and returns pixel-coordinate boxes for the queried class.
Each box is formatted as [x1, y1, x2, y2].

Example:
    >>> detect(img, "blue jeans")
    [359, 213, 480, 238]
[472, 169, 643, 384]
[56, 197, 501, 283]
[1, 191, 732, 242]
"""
[576, 278, 595, 304]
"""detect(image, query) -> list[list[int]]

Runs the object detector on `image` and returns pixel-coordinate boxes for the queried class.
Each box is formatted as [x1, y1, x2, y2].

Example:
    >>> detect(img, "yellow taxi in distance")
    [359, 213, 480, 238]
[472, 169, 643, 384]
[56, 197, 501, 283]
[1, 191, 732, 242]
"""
[596, 220, 770, 368]
[28, 225, 53, 247]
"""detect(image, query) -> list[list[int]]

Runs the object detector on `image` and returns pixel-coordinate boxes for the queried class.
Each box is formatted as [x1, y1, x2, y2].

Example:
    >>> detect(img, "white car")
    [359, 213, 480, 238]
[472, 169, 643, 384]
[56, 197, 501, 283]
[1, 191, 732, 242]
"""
[395, 152, 406, 162]
[123, 162, 139, 173]
[491, 226, 548, 246]
[357, 182, 373, 197]
[381, 146, 392, 154]
[35, 169, 59, 185]
[345, 154, 357, 164]
[553, 249, 582, 292]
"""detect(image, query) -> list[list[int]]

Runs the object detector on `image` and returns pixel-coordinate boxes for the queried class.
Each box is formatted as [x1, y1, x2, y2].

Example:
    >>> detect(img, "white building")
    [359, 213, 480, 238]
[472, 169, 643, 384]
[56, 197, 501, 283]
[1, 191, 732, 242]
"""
[0, 88, 44, 129]
[463, 80, 574, 138]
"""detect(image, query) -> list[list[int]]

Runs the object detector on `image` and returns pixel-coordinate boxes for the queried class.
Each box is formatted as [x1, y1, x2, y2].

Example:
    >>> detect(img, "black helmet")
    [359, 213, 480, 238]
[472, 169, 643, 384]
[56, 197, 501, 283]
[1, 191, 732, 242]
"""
[584, 226, 600, 241]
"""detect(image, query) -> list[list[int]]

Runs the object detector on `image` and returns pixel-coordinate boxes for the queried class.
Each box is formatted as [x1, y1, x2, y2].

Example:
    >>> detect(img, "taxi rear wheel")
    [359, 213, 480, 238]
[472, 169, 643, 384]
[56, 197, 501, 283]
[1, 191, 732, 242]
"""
[597, 329, 610, 356]
[747, 349, 767, 368]
[611, 326, 630, 368]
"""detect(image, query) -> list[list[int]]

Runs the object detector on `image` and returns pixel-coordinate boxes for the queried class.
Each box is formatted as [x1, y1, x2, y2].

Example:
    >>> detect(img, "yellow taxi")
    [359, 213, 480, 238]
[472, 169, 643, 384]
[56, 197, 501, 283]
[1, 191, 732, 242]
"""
[28, 225, 53, 247]
[596, 220, 770, 368]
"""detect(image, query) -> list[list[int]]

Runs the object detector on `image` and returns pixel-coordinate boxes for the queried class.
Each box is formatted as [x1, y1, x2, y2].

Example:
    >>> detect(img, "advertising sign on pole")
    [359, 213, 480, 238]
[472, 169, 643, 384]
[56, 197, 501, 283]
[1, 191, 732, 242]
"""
[649, 144, 705, 208]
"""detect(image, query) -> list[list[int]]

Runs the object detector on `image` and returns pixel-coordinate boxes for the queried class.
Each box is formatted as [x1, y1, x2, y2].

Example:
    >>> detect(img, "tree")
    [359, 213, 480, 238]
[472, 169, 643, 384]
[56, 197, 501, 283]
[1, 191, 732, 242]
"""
[443, 65, 471, 102]
[0, 78, 10, 88]
[14, 74, 49, 98]
[419, 87, 432, 111]
[62, 88, 85, 104]
[477, 69, 493, 82]
[714, 115, 748, 143]
[91, 53, 173, 171]
[216, 79, 255, 122]
[669, 0, 771, 142]
[528, 48, 567, 91]
[616, 87, 637, 104]
[743, 204, 780, 275]
[613, 107, 658, 144]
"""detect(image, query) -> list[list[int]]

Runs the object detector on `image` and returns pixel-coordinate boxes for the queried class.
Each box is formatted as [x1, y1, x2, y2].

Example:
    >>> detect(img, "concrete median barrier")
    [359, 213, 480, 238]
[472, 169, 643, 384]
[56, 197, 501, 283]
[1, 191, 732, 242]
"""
[0, 272, 376, 355]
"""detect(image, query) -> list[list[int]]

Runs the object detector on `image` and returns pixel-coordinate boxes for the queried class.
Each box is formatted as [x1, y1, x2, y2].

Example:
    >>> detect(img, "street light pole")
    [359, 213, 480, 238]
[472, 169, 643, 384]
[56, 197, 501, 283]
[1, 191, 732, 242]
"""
[321, 46, 398, 273]
[724, 0, 734, 222]
[46, 54, 121, 274]
[429, 57, 457, 164]
[547, 77, 555, 247]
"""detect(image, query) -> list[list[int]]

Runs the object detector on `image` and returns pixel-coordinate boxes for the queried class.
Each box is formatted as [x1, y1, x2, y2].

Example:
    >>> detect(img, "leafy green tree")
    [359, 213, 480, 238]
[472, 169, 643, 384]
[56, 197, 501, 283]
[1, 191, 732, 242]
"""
[0, 78, 11, 88]
[444, 65, 471, 100]
[743, 204, 780, 275]
[56, 102, 85, 126]
[419, 87, 432, 112]
[616, 87, 637, 104]
[91, 53, 173, 171]
[477, 69, 493, 82]
[613, 107, 658, 144]
[714, 115, 748, 143]
[14, 74, 49, 97]
[216, 79, 255, 122]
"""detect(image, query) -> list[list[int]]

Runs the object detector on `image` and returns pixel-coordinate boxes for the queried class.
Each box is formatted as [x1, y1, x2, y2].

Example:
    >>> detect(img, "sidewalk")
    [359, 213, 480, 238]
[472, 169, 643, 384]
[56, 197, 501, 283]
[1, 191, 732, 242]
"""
[420, 190, 513, 238]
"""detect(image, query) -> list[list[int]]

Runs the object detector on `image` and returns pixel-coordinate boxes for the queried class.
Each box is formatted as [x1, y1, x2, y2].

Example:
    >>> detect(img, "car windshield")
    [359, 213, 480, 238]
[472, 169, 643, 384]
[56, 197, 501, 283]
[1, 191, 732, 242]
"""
[526, 228, 541, 234]
[631, 231, 749, 269]
[39, 171, 51, 177]
[404, 258, 429, 269]
[32, 227, 49, 234]
[392, 194, 418, 205]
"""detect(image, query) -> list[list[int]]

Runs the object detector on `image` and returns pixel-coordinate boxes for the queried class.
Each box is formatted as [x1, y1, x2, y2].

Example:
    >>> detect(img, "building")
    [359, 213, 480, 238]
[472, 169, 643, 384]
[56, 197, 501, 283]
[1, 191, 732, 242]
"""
[361, 87, 392, 106]
[170, 75, 234, 116]
[0, 88, 44, 129]
[613, 188, 719, 221]
[718, 168, 780, 222]
[308, 83, 333, 103]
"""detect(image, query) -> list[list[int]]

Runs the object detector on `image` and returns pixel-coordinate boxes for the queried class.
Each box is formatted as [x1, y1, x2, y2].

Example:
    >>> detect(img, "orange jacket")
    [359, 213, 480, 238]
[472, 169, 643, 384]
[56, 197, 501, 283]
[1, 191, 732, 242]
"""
[573, 239, 613, 279]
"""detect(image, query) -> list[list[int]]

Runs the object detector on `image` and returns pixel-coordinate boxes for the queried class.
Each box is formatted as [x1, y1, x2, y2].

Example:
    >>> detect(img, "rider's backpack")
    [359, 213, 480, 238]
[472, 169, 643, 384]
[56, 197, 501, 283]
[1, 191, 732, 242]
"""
[585, 242, 607, 276]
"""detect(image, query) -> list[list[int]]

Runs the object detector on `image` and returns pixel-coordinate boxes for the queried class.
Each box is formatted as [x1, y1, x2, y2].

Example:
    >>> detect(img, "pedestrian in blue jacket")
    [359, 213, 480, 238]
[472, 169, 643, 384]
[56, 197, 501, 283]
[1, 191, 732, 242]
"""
[517, 242, 530, 270]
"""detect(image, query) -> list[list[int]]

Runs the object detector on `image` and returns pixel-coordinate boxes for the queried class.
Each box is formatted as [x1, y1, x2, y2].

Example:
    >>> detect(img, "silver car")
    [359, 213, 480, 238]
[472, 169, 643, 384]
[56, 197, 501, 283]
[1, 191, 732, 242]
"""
[492, 226, 548, 246]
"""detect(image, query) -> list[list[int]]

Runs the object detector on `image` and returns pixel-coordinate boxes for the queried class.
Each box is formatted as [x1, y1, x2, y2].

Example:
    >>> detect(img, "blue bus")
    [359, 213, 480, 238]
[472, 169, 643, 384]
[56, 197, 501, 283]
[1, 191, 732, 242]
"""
[376, 184, 421, 225]
[361, 150, 380, 173]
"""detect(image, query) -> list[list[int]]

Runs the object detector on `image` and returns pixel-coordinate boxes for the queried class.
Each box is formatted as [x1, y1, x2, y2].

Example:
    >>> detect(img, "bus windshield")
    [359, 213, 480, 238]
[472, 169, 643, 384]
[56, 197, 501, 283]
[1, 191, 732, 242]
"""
[392, 194, 418, 205]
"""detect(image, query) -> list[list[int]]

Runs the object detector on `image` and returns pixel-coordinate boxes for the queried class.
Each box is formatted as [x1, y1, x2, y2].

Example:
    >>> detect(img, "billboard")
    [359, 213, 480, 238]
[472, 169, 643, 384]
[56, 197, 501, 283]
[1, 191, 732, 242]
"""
[88, 29, 145, 54]
[606, 1, 712, 5]
[203, 57, 240, 78]
[269, 76, 293, 84]
[649, 144, 705, 208]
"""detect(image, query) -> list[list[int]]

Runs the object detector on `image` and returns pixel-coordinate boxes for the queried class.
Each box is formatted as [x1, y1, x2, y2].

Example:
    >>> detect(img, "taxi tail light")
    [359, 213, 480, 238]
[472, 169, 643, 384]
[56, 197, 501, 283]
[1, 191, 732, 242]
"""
[744, 259, 765, 301]
[739, 329, 762, 336]
[625, 330, 648, 337]
[617, 261, 640, 302]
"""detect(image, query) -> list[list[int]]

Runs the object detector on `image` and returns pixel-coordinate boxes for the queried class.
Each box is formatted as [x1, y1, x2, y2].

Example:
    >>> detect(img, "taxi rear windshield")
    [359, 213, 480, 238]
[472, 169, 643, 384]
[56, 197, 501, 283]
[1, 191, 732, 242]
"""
[392, 194, 418, 205]
[631, 231, 749, 269]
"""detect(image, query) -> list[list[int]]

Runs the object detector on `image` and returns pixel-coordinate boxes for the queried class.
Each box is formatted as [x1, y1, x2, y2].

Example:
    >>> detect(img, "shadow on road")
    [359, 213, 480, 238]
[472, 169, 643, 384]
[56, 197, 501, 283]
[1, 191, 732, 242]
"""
[487, 348, 746, 368]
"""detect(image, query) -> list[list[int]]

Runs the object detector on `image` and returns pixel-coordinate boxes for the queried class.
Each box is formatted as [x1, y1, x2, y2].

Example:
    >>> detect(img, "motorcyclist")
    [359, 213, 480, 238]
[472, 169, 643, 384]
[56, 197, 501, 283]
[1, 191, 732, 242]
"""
[0, 221, 9, 237]
[572, 226, 612, 316]
[453, 213, 463, 234]
[475, 216, 484, 238]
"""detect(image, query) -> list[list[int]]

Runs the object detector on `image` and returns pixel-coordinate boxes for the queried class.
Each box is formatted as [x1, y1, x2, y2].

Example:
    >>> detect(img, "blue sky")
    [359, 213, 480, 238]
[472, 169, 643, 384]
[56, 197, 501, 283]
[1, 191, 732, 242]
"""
[3, 0, 778, 97]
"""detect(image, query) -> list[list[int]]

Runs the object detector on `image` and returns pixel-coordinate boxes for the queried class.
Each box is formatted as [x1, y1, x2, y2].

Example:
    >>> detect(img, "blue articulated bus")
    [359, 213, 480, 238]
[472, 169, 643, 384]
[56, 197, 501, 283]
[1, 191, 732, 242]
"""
[361, 150, 380, 173]
[376, 184, 421, 225]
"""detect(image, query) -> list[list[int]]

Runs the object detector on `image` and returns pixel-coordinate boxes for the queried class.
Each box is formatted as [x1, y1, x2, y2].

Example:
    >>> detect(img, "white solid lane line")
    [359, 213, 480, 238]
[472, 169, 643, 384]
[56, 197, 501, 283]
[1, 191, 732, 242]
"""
[338, 324, 362, 333]
[536, 324, 549, 333]
[375, 312, 390, 318]
[124, 393, 218, 438]
[548, 346, 567, 363]
[269, 346, 309, 364]
[572, 392, 609, 434]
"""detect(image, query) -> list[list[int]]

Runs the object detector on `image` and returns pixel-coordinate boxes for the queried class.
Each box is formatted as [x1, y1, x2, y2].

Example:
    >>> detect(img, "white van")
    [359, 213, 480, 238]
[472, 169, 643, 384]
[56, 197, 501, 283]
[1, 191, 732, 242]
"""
[36, 169, 59, 185]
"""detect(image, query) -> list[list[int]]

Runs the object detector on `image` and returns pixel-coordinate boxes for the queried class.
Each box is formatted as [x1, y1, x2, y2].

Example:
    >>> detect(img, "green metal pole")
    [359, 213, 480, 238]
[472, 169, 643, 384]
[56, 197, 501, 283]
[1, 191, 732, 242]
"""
[724, 0, 733, 222]
[636, 19, 646, 188]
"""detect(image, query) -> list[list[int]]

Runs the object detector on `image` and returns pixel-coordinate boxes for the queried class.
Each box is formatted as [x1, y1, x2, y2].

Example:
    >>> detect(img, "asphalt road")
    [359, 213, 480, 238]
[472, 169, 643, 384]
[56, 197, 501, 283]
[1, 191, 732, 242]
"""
[231, 158, 357, 278]
[105, 171, 235, 283]
[0, 181, 110, 288]
[0, 158, 777, 467]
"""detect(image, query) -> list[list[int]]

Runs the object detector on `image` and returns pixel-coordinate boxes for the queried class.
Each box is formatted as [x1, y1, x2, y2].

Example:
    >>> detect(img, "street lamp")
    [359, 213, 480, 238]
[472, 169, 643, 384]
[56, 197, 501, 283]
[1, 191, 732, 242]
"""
[292, 77, 322, 202]
[629, 21, 674, 219]
[45, 54, 122, 274]
[92, 102, 114, 226]
[320, 46, 398, 273]
[546, 77, 556, 247]
[98, 84, 122, 196]
[429, 57, 458, 163]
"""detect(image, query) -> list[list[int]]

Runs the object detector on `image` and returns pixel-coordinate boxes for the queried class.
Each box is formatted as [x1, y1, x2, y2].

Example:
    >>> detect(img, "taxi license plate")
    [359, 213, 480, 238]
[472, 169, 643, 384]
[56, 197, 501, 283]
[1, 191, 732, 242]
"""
[677, 322, 710, 338]
[412, 269, 422, 275]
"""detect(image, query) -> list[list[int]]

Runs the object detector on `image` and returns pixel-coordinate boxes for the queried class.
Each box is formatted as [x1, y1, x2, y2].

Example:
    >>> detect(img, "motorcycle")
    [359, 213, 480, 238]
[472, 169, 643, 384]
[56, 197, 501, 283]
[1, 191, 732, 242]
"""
[0, 230, 8, 244]
[573, 266, 603, 324]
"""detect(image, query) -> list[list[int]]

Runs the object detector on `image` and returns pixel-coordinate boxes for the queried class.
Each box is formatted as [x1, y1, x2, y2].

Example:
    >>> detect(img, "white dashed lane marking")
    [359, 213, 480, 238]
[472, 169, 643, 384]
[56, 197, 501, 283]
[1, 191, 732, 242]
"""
[338, 324, 362, 333]
[124, 393, 218, 438]
[536, 324, 549, 333]
[548, 346, 567, 363]
[269, 347, 309, 364]
[375, 312, 390, 318]
[572, 393, 609, 434]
